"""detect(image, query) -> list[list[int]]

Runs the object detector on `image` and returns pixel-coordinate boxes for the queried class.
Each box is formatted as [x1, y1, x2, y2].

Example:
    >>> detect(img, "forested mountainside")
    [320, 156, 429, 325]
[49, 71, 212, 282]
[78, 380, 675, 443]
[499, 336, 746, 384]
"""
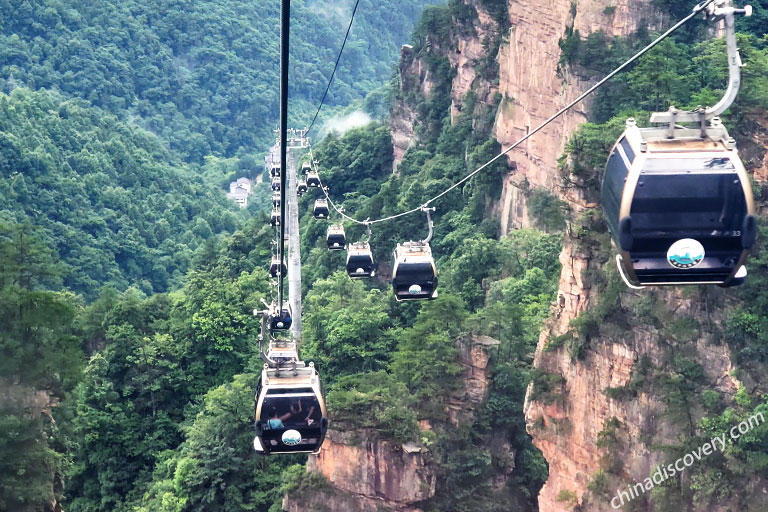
[0, 89, 242, 298]
[0, 0, 438, 162]
[0, 0, 443, 299]
[2, 0, 768, 512]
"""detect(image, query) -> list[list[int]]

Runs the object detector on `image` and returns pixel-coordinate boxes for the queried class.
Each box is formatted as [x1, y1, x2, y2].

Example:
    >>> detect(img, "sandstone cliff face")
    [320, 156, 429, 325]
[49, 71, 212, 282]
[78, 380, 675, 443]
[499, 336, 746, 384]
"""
[283, 334, 500, 511]
[282, 429, 435, 512]
[390, 1, 501, 171]
[489, 1, 766, 511]
[494, 0, 662, 233]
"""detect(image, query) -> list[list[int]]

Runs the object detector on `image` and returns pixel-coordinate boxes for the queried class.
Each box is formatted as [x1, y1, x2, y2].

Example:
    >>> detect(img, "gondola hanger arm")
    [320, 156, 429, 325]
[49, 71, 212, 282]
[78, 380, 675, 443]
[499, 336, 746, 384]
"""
[650, 0, 752, 126]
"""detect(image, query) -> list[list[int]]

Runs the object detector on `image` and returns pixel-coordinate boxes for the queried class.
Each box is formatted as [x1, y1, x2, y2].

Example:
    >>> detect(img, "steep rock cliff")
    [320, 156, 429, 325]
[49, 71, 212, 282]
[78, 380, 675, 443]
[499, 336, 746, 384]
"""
[488, 1, 768, 511]
[283, 334, 500, 511]
[390, 1, 502, 171]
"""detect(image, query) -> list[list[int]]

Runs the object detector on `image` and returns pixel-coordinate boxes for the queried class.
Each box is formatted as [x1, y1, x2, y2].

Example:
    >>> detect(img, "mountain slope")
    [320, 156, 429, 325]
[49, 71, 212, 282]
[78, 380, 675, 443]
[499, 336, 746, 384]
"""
[0, 0, 443, 162]
[0, 88, 240, 298]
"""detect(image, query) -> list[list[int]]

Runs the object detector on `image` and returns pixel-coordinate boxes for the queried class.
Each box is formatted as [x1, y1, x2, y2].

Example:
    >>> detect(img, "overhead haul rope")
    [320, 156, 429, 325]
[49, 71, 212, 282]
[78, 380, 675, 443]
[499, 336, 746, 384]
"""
[305, 0, 715, 227]
[306, 0, 361, 135]
[278, 0, 290, 309]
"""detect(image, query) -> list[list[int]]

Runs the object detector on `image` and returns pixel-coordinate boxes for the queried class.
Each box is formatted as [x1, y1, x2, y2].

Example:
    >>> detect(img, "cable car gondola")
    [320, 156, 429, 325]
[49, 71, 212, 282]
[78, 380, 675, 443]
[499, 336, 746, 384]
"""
[268, 305, 293, 331]
[313, 199, 329, 219]
[270, 208, 281, 227]
[392, 241, 438, 300]
[326, 224, 346, 250]
[271, 178, 281, 192]
[253, 363, 328, 455]
[601, 2, 755, 288]
[346, 241, 375, 278]
[297, 180, 308, 196]
[307, 170, 321, 188]
[301, 161, 312, 175]
[272, 191, 281, 208]
[271, 164, 281, 178]
[269, 257, 287, 278]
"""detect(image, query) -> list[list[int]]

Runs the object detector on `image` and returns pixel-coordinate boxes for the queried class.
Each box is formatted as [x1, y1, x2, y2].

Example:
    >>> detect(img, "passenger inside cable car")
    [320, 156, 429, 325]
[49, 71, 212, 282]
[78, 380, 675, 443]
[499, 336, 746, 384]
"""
[269, 307, 292, 330]
[263, 397, 320, 429]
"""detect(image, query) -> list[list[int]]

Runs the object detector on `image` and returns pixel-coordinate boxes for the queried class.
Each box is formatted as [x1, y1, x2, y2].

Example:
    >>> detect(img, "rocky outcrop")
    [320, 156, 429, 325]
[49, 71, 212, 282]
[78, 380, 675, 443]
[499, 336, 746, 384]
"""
[0, 380, 61, 512]
[488, 1, 767, 510]
[390, 1, 502, 171]
[391, 45, 426, 170]
[282, 429, 435, 512]
[283, 333, 500, 511]
[447, 334, 500, 425]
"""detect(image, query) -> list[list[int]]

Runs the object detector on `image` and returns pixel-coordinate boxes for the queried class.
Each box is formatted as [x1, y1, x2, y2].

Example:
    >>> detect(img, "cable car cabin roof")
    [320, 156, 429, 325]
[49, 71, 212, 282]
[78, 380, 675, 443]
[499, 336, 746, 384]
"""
[262, 367, 318, 387]
[394, 241, 434, 260]
[602, 122, 756, 287]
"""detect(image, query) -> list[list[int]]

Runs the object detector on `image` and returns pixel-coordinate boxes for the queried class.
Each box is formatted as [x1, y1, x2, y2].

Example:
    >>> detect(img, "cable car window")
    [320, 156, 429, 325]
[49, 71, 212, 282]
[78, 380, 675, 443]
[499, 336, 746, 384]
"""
[260, 395, 322, 429]
[396, 262, 434, 280]
[630, 173, 746, 235]
[267, 388, 313, 395]
[348, 255, 371, 265]
[619, 137, 635, 162]
[602, 150, 629, 234]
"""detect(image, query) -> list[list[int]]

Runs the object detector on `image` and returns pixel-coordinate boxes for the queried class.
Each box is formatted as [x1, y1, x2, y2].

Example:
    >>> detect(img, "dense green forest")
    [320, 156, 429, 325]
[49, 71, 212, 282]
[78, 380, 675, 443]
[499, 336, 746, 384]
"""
[0, 0, 439, 162]
[2, 0, 768, 511]
[0, 88, 243, 298]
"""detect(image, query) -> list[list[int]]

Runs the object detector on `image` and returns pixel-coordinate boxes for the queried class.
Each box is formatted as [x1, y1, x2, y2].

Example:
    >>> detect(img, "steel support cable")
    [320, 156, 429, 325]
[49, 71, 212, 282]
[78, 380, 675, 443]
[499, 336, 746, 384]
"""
[278, 0, 290, 309]
[307, 145, 371, 226]
[306, 0, 361, 135]
[305, 0, 713, 227]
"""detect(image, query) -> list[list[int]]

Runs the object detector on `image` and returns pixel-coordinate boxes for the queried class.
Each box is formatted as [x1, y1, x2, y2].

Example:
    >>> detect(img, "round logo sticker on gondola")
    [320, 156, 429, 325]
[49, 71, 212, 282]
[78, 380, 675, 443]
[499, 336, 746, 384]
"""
[282, 429, 302, 446]
[409, 284, 422, 295]
[667, 239, 705, 269]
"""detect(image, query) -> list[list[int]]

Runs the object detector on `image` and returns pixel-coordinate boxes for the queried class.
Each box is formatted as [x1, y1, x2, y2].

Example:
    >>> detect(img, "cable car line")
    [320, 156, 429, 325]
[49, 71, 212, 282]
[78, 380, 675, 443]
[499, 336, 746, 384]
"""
[304, 0, 717, 228]
[254, 0, 746, 455]
[306, 0, 361, 135]
[277, 0, 290, 311]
